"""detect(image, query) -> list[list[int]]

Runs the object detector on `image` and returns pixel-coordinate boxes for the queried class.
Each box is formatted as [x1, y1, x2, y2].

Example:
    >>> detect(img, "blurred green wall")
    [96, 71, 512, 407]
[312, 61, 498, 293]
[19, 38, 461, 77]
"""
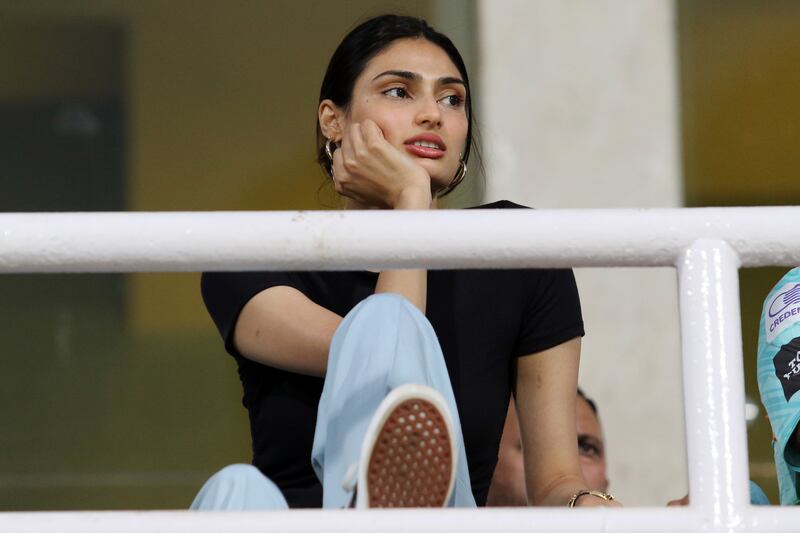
[3, 0, 797, 511]
[0, 0, 444, 510]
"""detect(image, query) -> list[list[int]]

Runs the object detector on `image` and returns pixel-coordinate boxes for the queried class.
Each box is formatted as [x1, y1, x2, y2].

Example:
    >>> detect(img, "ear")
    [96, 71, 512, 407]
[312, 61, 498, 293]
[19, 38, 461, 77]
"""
[318, 99, 345, 141]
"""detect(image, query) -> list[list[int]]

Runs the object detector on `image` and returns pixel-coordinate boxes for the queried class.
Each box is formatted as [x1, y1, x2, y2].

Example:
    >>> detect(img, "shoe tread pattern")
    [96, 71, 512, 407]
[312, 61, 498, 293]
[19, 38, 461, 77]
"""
[366, 398, 453, 507]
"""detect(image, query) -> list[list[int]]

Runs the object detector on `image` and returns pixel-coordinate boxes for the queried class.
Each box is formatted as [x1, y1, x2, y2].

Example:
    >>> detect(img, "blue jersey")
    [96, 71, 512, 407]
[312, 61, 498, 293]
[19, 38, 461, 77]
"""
[757, 267, 800, 505]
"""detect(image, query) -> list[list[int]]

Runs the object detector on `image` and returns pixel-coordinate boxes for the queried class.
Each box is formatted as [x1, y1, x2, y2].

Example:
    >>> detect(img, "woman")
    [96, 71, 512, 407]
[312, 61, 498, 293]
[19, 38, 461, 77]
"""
[194, 14, 618, 510]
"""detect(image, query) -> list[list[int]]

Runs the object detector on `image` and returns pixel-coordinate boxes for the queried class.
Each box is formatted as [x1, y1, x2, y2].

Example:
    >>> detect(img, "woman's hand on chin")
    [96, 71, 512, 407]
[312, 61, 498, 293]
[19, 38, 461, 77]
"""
[332, 120, 432, 210]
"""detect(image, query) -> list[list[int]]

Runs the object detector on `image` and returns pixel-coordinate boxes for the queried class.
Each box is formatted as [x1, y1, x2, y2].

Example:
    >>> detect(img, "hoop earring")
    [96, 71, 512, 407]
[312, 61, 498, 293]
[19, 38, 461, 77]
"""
[436, 160, 467, 198]
[324, 139, 336, 179]
[325, 139, 336, 163]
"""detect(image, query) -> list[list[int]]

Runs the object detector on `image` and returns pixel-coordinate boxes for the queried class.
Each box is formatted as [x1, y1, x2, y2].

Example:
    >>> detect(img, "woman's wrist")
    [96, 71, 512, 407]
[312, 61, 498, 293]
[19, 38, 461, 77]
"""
[567, 489, 615, 507]
[393, 183, 433, 210]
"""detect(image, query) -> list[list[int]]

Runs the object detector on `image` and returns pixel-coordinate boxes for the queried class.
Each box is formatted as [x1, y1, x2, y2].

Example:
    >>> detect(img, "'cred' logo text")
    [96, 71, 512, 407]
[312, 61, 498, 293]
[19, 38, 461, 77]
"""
[766, 283, 800, 343]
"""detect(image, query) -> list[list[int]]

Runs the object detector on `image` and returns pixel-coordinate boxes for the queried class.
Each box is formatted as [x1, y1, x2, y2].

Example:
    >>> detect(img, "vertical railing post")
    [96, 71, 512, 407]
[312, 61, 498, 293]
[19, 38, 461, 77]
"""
[677, 239, 749, 531]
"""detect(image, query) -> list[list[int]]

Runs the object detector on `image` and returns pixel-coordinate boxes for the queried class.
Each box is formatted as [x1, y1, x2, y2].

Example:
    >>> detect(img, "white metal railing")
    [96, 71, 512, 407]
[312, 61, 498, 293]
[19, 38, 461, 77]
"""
[2, 206, 800, 532]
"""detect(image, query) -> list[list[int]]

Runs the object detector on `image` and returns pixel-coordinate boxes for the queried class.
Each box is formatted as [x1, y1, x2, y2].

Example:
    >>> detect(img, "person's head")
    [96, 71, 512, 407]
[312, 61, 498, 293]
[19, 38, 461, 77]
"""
[576, 388, 608, 492]
[486, 390, 609, 507]
[316, 14, 475, 196]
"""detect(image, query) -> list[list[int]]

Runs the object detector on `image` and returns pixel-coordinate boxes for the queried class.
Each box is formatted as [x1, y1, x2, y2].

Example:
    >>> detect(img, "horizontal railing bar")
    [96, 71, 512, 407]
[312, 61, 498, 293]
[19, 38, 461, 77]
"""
[6, 504, 800, 532]
[0, 508, 705, 533]
[745, 507, 800, 531]
[0, 207, 798, 273]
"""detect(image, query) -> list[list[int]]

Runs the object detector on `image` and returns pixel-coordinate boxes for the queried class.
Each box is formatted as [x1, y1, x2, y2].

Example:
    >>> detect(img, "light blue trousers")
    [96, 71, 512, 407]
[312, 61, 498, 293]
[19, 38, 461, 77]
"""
[191, 294, 476, 510]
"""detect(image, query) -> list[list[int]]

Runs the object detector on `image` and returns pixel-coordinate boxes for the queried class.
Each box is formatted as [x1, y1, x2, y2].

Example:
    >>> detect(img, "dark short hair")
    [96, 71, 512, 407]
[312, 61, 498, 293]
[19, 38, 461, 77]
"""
[577, 387, 598, 416]
[316, 14, 477, 195]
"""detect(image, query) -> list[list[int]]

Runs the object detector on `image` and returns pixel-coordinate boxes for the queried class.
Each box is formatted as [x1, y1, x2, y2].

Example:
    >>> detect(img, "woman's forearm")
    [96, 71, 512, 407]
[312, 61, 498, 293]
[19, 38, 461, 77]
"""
[374, 185, 432, 313]
[527, 473, 587, 506]
[515, 338, 586, 505]
[375, 269, 427, 313]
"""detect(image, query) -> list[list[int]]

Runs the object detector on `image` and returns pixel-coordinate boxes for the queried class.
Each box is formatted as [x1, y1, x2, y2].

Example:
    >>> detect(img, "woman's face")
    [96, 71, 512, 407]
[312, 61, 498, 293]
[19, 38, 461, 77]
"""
[342, 38, 469, 190]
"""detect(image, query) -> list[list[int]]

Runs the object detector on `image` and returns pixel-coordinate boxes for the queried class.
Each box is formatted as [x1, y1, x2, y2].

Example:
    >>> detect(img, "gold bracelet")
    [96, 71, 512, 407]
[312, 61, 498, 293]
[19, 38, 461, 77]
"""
[567, 489, 615, 507]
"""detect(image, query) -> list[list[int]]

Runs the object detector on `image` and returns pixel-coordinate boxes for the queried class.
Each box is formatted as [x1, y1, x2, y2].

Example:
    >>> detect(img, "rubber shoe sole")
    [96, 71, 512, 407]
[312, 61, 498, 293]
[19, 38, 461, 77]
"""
[356, 384, 456, 508]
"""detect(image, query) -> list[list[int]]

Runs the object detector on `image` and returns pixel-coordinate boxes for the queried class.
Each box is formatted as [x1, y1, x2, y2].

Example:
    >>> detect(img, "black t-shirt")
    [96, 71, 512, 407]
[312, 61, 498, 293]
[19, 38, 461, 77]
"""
[201, 200, 584, 508]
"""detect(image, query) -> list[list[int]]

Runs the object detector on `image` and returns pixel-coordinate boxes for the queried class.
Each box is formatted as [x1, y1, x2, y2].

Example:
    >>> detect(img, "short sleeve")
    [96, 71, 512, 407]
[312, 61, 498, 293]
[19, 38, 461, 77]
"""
[513, 269, 584, 357]
[201, 271, 306, 356]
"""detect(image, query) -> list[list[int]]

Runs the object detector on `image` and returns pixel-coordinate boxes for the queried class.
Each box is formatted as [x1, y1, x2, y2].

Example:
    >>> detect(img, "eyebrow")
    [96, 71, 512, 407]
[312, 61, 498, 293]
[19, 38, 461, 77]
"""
[372, 70, 466, 87]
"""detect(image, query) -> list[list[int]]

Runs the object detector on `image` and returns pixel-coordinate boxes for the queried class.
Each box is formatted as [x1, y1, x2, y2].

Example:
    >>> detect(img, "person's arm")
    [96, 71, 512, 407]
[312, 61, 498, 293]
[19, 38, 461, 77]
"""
[486, 401, 528, 506]
[371, 188, 431, 313]
[233, 286, 341, 377]
[666, 494, 690, 506]
[233, 257, 429, 378]
[514, 337, 620, 507]
[333, 120, 432, 312]
[234, 120, 431, 377]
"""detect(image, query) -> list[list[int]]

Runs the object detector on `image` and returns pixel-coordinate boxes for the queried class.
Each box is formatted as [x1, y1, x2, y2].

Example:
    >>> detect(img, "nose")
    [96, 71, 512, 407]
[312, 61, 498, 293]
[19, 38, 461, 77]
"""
[415, 95, 442, 128]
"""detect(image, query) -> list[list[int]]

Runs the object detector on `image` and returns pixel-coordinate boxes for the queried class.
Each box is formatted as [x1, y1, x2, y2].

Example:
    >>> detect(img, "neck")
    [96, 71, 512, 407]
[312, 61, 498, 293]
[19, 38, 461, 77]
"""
[342, 196, 439, 210]
[344, 198, 378, 210]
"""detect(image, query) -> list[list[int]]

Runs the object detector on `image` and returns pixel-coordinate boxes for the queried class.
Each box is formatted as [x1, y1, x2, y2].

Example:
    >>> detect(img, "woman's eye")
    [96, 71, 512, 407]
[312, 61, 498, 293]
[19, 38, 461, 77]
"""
[578, 439, 600, 458]
[384, 87, 408, 98]
[441, 94, 463, 107]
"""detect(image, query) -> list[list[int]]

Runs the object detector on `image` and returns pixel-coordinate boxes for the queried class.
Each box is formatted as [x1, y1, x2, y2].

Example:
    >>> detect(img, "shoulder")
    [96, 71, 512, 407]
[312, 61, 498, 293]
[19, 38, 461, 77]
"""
[467, 199, 531, 210]
[201, 271, 307, 303]
[200, 271, 311, 338]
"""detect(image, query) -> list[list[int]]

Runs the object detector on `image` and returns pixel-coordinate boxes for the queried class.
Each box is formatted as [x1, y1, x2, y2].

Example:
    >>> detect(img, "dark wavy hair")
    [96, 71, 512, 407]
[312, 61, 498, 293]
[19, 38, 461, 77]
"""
[316, 14, 478, 196]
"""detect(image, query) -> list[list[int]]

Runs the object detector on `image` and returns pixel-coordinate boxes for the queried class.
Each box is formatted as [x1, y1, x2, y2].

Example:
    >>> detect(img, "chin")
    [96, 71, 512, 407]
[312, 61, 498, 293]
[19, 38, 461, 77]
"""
[429, 177, 452, 194]
[420, 164, 456, 188]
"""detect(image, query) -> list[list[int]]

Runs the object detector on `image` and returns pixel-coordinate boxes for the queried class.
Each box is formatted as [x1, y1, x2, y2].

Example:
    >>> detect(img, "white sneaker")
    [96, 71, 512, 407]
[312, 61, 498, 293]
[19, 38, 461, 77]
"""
[351, 383, 457, 508]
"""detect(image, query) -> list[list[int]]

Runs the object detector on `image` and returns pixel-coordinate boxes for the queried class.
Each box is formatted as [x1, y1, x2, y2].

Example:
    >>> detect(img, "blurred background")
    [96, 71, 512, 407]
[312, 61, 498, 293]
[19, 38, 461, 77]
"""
[0, 0, 798, 509]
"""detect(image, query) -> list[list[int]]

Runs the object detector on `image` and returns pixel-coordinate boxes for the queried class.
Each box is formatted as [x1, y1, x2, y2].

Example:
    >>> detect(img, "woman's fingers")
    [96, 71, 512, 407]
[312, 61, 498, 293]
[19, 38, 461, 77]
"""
[331, 136, 368, 203]
[333, 120, 431, 208]
[346, 121, 388, 164]
[361, 119, 386, 147]
[343, 122, 377, 175]
[342, 122, 379, 177]
[354, 121, 368, 143]
[339, 123, 356, 170]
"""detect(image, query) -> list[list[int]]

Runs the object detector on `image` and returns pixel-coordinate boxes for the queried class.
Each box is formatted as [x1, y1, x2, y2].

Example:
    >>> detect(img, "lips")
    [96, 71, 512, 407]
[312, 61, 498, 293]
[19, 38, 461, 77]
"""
[404, 134, 446, 159]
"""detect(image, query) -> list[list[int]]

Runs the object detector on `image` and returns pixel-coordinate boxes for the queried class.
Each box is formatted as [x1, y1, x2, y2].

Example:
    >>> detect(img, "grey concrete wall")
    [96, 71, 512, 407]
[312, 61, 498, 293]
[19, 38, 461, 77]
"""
[477, 0, 686, 506]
